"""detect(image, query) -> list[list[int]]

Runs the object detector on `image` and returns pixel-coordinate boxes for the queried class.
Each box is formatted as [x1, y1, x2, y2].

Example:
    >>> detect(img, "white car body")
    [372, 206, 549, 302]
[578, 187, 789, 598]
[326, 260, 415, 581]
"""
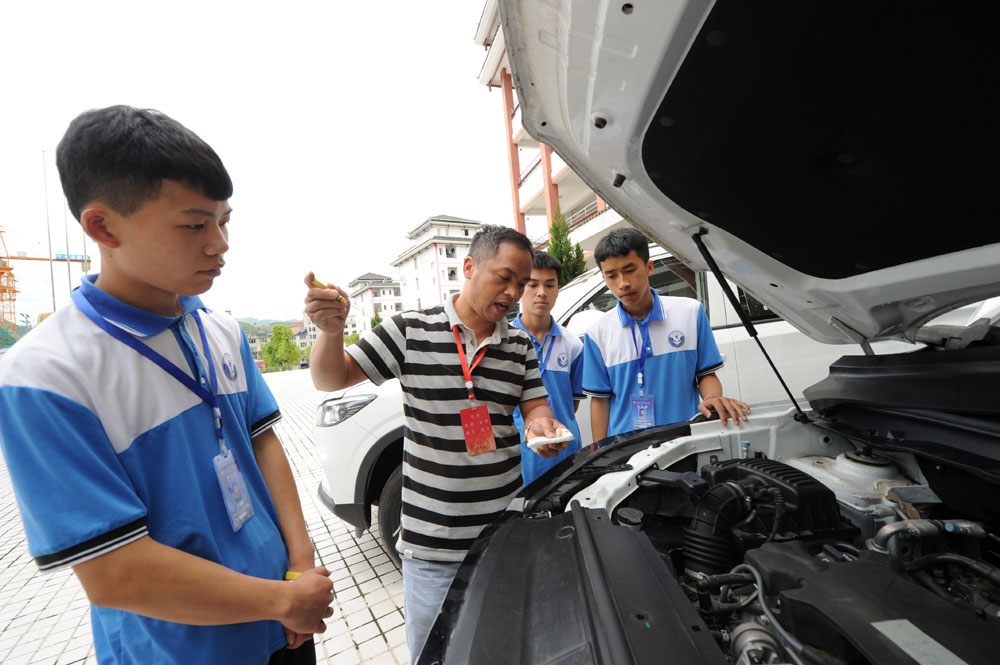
[314, 247, 920, 563]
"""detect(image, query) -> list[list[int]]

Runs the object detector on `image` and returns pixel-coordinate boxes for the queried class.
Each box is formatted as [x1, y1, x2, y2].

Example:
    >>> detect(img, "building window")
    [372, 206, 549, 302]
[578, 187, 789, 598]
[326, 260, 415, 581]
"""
[464, 229, 469, 236]
[448, 267, 458, 281]
[445, 245, 456, 258]
[417, 298, 422, 309]
[415, 277, 420, 289]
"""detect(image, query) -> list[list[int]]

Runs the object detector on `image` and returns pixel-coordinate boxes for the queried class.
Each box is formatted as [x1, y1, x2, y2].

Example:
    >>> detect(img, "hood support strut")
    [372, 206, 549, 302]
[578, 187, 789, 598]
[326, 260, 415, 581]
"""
[692, 228, 809, 422]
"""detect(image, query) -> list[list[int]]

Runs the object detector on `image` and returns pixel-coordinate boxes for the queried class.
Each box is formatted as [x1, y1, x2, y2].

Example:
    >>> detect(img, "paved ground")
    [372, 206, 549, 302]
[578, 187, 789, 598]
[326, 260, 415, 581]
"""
[0, 369, 409, 664]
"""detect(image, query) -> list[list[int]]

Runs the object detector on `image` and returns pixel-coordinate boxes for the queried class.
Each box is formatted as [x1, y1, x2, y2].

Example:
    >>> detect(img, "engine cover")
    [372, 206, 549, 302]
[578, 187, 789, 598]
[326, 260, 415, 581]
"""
[747, 541, 1000, 665]
[685, 459, 857, 573]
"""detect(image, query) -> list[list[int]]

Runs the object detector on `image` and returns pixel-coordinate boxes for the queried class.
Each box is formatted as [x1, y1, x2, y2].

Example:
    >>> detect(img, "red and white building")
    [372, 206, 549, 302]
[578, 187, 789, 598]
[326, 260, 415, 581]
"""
[475, 1, 630, 257]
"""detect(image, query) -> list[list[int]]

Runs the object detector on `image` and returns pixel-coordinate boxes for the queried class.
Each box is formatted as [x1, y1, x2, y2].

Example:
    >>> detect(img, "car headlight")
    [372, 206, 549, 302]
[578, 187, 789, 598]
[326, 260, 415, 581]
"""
[316, 395, 377, 427]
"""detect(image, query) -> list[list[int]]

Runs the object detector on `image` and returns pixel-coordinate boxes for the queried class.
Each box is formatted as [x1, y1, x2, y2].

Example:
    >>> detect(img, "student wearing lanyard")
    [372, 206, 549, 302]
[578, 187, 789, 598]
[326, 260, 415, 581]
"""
[582, 228, 751, 441]
[511, 252, 586, 485]
[304, 225, 570, 661]
[0, 106, 333, 665]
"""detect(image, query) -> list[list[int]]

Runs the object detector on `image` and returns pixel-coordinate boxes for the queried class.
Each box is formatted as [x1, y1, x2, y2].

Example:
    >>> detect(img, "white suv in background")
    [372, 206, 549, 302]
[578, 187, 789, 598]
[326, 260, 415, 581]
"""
[312, 248, 911, 566]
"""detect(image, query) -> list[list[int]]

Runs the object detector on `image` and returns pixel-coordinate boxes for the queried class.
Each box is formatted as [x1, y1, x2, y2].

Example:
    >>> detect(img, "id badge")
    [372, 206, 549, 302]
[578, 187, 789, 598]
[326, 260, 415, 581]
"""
[631, 395, 655, 430]
[460, 404, 497, 456]
[213, 449, 255, 531]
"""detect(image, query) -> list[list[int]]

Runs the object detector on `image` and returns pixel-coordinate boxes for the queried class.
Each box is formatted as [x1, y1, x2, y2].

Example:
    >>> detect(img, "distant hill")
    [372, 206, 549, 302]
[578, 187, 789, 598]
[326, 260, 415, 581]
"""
[237, 318, 298, 326]
[237, 318, 298, 337]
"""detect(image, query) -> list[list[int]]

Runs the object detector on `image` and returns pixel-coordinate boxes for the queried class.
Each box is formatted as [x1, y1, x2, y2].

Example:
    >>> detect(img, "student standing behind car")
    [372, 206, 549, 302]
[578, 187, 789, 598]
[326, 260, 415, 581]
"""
[304, 225, 569, 661]
[583, 228, 750, 441]
[0, 106, 333, 665]
[512, 251, 586, 484]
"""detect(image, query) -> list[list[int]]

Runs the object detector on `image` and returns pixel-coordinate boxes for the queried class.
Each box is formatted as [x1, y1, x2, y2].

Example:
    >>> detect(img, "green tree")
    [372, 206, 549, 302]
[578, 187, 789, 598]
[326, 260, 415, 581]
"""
[547, 206, 587, 286]
[261, 324, 302, 370]
[344, 333, 360, 346]
[0, 327, 16, 346]
[371, 311, 383, 330]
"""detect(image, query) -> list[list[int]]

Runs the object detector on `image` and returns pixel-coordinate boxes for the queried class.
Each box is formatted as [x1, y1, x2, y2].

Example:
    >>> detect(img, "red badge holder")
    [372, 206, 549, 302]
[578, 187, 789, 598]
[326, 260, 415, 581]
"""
[454, 326, 496, 456]
[461, 404, 497, 455]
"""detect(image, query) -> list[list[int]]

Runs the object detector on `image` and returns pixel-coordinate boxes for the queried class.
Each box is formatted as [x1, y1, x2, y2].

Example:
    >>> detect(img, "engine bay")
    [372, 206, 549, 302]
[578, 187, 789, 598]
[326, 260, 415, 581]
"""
[541, 416, 1000, 665]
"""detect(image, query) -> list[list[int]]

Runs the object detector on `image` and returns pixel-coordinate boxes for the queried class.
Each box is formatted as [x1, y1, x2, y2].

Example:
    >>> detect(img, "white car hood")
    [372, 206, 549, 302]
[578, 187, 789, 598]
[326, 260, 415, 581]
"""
[499, 1, 1000, 344]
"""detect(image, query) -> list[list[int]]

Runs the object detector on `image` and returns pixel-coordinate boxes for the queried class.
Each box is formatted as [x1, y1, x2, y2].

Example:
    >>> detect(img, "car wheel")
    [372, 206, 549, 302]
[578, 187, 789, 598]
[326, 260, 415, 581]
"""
[377, 464, 403, 568]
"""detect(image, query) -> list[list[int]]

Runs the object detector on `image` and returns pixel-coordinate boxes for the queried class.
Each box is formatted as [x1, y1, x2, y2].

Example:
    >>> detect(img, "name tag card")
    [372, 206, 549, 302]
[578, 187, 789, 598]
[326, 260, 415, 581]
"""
[460, 404, 497, 456]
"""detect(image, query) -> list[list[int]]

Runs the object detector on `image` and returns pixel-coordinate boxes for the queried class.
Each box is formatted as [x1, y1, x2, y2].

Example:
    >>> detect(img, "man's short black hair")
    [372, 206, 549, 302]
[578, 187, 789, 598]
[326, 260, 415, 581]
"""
[531, 251, 562, 282]
[468, 224, 533, 263]
[594, 228, 650, 265]
[56, 105, 233, 221]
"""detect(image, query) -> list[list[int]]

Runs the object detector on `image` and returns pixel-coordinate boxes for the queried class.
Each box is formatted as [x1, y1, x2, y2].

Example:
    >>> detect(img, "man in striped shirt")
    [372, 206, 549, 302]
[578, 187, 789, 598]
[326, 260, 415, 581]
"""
[305, 225, 569, 660]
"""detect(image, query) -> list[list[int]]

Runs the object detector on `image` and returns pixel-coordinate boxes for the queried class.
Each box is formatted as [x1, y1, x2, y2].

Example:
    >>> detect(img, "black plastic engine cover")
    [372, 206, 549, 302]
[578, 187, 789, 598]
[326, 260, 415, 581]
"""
[419, 504, 726, 665]
[686, 459, 857, 572]
[747, 541, 1000, 665]
[701, 459, 844, 531]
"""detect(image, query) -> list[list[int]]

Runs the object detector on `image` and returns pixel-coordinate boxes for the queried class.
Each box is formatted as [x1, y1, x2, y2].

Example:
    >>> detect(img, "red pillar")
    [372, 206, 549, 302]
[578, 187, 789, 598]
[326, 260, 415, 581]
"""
[500, 69, 526, 234]
[596, 195, 607, 212]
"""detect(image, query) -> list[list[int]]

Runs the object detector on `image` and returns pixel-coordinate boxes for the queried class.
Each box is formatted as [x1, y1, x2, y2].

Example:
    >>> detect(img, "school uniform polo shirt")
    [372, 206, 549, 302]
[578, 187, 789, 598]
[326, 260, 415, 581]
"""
[582, 289, 723, 438]
[0, 275, 288, 665]
[347, 295, 548, 562]
[510, 314, 585, 485]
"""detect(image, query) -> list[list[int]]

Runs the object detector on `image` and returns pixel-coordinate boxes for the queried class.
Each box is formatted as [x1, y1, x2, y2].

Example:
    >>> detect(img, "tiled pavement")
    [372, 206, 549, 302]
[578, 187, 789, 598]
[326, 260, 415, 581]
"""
[0, 369, 409, 664]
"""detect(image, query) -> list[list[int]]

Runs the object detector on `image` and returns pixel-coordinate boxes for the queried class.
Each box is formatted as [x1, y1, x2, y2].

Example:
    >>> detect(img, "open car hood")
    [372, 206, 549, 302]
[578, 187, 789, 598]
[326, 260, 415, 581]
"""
[500, 1, 1000, 344]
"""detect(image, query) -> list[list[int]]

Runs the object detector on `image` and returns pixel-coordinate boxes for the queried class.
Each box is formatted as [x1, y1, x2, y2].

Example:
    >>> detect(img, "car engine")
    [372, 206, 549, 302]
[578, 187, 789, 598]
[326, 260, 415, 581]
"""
[605, 451, 1000, 665]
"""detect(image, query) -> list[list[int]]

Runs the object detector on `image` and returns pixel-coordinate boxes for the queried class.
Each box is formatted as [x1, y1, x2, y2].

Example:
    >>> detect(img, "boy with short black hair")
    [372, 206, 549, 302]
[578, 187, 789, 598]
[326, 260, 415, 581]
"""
[583, 228, 749, 440]
[0, 105, 333, 665]
[512, 251, 585, 484]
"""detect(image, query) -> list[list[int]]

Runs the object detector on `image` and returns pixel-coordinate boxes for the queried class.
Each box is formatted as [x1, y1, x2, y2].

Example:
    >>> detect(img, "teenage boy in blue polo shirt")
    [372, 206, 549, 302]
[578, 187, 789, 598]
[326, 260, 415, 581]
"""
[582, 228, 750, 440]
[512, 252, 586, 484]
[0, 106, 333, 665]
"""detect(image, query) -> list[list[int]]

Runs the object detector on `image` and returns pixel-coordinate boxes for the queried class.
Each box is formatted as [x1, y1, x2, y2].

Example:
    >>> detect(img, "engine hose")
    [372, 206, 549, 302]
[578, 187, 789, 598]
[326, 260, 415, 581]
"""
[911, 570, 963, 605]
[685, 482, 752, 574]
[905, 552, 1000, 587]
[729, 564, 847, 665]
[869, 519, 986, 553]
[764, 488, 787, 544]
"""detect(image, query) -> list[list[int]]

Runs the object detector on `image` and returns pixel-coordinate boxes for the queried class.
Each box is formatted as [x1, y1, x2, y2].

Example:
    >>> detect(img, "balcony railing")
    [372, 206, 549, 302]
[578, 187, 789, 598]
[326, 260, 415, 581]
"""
[566, 200, 602, 229]
[518, 153, 542, 187]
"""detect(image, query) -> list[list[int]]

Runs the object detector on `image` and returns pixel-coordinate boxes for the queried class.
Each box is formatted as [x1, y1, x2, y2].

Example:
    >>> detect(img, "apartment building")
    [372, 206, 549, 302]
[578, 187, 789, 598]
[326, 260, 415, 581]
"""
[475, 2, 630, 259]
[391, 215, 480, 311]
[347, 273, 402, 334]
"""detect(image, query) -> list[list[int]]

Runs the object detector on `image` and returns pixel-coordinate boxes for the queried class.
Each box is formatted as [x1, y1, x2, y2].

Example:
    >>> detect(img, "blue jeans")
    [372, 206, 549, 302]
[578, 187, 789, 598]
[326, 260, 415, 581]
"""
[402, 557, 462, 661]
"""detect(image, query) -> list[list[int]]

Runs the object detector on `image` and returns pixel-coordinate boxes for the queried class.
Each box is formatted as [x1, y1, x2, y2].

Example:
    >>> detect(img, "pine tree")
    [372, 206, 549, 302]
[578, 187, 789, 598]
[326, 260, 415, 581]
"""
[547, 206, 588, 286]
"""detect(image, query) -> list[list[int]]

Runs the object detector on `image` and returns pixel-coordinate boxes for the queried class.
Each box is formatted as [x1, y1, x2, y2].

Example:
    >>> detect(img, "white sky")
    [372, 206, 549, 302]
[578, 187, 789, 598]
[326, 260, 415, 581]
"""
[1, 0, 514, 323]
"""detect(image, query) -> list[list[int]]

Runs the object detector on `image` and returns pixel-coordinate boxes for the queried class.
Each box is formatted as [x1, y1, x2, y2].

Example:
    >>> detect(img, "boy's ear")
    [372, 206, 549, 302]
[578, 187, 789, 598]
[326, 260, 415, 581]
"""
[80, 207, 121, 249]
[463, 256, 475, 280]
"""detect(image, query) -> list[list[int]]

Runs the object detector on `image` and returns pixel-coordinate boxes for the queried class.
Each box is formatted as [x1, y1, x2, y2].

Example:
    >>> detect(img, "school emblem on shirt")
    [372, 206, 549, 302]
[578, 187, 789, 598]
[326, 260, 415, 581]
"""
[668, 330, 685, 348]
[557, 352, 569, 368]
[222, 353, 239, 381]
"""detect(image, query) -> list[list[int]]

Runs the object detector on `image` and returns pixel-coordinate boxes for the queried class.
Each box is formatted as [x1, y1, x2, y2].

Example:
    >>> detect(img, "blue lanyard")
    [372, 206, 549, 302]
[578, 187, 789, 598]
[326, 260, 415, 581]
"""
[514, 317, 557, 379]
[536, 335, 556, 380]
[71, 289, 229, 455]
[629, 317, 651, 395]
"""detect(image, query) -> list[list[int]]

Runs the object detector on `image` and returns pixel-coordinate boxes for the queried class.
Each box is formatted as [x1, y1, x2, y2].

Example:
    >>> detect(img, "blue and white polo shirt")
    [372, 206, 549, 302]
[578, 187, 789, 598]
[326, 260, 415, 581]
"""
[0, 275, 288, 665]
[582, 289, 723, 438]
[511, 314, 585, 485]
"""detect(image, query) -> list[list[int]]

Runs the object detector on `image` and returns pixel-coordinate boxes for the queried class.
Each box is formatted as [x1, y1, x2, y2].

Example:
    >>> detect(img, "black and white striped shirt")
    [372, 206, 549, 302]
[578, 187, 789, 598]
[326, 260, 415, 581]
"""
[347, 295, 547, 562]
